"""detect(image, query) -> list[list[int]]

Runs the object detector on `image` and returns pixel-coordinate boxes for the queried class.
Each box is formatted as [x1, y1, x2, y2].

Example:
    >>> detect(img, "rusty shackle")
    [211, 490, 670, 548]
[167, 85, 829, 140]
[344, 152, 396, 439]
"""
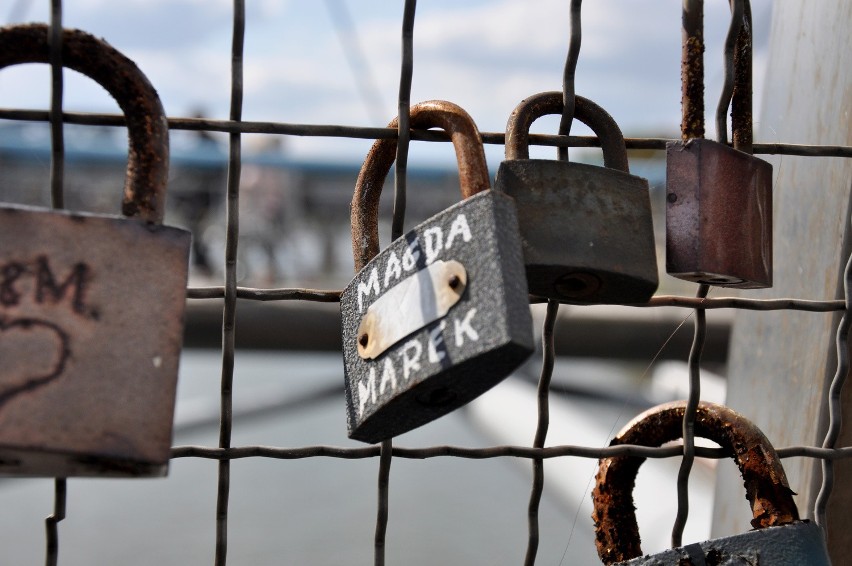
[350, 100, 490, 272]
[0, 23, 169, 223]
[591, 401, 799, 565]
[504, 91, 629, 173]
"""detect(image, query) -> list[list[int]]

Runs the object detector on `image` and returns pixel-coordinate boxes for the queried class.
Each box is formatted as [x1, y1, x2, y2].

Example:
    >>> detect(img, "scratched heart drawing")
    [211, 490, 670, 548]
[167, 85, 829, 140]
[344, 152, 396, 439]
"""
[0, 317, 71, 409]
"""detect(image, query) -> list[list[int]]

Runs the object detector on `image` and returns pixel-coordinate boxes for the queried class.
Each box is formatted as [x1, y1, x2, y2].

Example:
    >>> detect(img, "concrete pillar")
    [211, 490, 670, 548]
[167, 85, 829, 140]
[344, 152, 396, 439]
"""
[710, 2, 852, 561]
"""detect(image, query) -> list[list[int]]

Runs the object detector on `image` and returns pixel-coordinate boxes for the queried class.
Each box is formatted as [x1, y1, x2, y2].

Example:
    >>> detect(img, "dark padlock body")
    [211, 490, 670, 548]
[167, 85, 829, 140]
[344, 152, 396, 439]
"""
[0, 205, 190, 477]
[666, 139, 773, 288]
[341, 190, 533, 443]
[495, 160, 658, 303]
[618, 520, 829, 565]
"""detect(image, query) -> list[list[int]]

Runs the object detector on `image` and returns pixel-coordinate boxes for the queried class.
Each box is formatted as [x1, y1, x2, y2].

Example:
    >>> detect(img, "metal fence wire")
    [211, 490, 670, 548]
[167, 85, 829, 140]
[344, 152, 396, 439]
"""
[3, 0, 851, 564]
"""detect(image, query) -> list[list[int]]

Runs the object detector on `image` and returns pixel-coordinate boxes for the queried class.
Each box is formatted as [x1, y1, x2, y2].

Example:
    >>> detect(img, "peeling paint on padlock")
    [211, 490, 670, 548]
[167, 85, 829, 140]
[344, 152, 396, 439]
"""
[356, 260, 467, 360]
[0, 24, 190, 477]
[590, 401, 831, 565]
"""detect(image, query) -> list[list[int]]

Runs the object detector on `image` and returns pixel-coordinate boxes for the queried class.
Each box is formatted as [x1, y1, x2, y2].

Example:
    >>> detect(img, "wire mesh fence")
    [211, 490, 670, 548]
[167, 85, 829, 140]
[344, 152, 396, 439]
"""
[0, 0, 850, 564]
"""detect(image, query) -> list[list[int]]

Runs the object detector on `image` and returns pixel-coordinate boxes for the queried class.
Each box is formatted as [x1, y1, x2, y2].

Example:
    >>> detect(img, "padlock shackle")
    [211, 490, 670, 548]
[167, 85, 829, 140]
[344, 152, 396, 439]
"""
[591, 401, 799, 565]
[351, 100, 490, 272]
[0, 24, 169, 224]
[504, 91, 629, 173]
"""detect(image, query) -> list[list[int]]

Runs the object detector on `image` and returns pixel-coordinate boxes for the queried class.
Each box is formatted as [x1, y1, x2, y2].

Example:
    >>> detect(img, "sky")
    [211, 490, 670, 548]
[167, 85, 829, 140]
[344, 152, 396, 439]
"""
[0, 0, 773, 166]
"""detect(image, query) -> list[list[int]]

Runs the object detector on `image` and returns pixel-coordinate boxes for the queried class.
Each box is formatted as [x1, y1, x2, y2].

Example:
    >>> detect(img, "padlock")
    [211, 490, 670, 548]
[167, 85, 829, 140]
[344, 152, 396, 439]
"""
[0, 25, 190, 477]
[494, 91, 658, 303]
[591, 401, 830, 565]
[666, 5, 772, 288]
[341, 100, 534, 443]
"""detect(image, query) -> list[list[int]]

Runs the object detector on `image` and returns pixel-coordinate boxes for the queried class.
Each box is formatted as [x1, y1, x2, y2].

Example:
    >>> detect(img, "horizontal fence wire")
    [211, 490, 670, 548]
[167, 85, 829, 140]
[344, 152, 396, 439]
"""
[0, 109, 849, 157]
[169, 444, 852, 462]
[19, 0, 852, 564]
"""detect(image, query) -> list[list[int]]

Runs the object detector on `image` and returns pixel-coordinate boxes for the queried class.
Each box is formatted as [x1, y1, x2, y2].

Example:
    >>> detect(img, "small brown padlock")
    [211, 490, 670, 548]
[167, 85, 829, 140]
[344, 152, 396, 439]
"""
[592, 401, 829, 565]
[0, 25, 190, 477]
[666, 2, 772, 288]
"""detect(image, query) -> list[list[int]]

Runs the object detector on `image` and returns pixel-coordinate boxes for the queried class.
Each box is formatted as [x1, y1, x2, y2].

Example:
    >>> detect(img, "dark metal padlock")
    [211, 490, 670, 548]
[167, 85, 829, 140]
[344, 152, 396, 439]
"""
[494, 91, 658, 303]
[341, 100, 534, 443]
[666, 3, 772, 289]
[0, 25, 190, 477]
[592, 401, 830, 565]
[666, 140, 772, 288]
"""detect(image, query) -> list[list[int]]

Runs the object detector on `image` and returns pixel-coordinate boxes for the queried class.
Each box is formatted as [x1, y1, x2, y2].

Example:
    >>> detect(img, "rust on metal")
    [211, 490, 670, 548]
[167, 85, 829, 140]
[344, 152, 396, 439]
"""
[591, 400, 799, 565]
[504, 91, 629, 172]
[681, 0, 705, 140]
[350, 100, 490, 272]
[666, 138, 772, 288]
[731, 1, 754, 153]
[495, 90, 658, 304]
[0, 24, 169, 223]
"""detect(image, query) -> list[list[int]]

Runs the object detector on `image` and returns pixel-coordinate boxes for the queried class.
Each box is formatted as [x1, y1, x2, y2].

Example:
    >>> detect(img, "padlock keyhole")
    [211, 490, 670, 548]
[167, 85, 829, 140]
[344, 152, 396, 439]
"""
[554, 272, 602, 299]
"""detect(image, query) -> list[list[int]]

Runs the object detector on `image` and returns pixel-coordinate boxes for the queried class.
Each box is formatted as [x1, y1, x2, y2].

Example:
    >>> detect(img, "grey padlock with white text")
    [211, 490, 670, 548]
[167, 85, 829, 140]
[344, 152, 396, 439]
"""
[341, 100, 534, 444]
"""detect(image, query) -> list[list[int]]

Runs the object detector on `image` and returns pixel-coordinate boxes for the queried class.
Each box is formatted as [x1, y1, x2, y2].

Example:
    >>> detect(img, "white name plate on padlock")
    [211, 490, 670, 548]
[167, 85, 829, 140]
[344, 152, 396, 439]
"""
[356, 260, 467, 360]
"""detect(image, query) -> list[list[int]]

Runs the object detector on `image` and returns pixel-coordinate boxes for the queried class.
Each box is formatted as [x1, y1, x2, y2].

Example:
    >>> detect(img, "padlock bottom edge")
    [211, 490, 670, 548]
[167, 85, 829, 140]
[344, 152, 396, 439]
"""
[347, 340, 534, 444]
[0, 446, 169, 478]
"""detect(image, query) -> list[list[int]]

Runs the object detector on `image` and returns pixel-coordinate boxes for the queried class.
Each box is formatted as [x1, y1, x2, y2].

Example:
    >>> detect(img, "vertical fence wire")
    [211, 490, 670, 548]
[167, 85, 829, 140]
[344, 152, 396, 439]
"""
[671, 284, 709, 547]
[47, 0, 63, 210]
[815, 235, 852, 527]
[45, 3, 66, 565]
[525, 2, 582, 562]
[214, 1, 245, 565]
[524, 301, 559, 566]
[43, 478, 66, 566]
[375, 2, 417, 563]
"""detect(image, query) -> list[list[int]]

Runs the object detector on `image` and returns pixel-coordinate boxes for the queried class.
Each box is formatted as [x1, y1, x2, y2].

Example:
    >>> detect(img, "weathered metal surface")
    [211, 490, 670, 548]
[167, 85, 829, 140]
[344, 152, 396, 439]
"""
[342, 101, 533, 443]
[0, 24, 170, 224]
[616, 520, 830, 566]
[592, 401, 800, 564]
[356, 260, 466, 360]
[0, 25, 190, 477]
[681, 0, 705, 140]
[666, 138, 772, 288]
[495, 91, 658, 303]
[731, 1, 753, 154]
[351, 100, 491, 273]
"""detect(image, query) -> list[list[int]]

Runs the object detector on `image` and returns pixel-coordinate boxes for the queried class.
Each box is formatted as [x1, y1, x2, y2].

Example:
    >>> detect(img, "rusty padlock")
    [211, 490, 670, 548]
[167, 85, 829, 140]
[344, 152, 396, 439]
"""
[592, 401, 830, 565]
[341, 100, 534, 443]
[0, 25, 190, 477]
[666, 5, 772, 288]
[494, 91, 658, 303]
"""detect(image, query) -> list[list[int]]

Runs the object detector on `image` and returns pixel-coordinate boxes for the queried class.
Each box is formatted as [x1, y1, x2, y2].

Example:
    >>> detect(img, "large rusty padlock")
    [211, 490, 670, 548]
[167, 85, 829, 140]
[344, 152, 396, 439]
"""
[341, 100, 534, 443]
[494, 91, 658, 303]
[666, 6, 772, 288]
[0, 25, 190, 477]
[592, 401, 830, 565]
